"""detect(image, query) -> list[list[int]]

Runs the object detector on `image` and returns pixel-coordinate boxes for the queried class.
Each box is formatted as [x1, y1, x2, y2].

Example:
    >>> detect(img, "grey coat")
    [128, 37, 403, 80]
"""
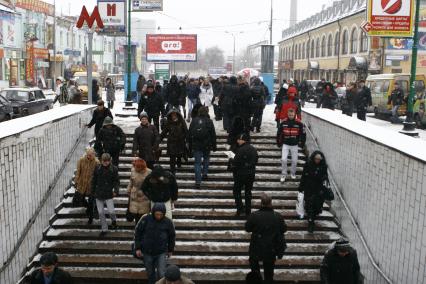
[106, 83, 116, 101]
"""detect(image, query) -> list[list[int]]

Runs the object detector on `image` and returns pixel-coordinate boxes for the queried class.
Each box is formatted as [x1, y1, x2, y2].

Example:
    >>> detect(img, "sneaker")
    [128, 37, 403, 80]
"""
[290, 174, 296, 180]
[99, 231, 108, 237]
[280, 175, 286, 183]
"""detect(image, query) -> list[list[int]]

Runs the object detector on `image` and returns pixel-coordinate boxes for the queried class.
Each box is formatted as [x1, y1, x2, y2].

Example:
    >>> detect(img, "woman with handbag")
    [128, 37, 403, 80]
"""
[74, 147, 100, 224]
[127, 158, 152, 224]
[298, 151, 329, 233]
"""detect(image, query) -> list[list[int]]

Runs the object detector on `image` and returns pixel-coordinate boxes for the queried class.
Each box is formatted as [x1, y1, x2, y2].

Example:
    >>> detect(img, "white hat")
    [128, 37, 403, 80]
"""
[283, 83, 289, 90]
[56, 76, 64, 82]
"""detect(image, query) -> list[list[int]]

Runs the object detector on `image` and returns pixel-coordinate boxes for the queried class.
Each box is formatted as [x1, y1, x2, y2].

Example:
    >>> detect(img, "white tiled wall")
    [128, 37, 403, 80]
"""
[0, 109, 93, 284]
[303, 111, 426, 284]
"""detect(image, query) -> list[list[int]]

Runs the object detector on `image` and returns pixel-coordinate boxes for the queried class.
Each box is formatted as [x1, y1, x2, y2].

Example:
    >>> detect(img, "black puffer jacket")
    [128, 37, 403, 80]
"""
[29, 267, 72, 284]
[235, 83, 253, 118]
[232, 142, 258, 176]
[354, 86, 372, 109]
[91, 164, 120, 200]
[138, 91, 165, 118]
[320, 245, 360, 284]
[188, 115, 217, 152]
[161, 109, 188, 156]
[227, 116, 249, 152]
[220, 79, 240, 114]
[87, 108, 113, 136]
[141, 168, 178, 202]
[97, 124, 126, 153]
[134, 203, 176, 256]
[250, 80, 267, 109]
[164, 76, 182, 107]
[132, 124, 160, 162]
[245, 207, 287, 261]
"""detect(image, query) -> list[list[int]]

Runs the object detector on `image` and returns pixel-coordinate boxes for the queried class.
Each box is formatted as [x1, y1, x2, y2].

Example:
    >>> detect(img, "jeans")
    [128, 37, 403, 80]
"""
[193, 150, 210, 185]
[249, 257, 276, 284]
[143, 253, 167, 284]
[233, 174, 254, 215]
[281, 144, 299, 176]
[187, 98, 197, 119]
[391, 105, 401, 123]
[95, 199, 116, 232]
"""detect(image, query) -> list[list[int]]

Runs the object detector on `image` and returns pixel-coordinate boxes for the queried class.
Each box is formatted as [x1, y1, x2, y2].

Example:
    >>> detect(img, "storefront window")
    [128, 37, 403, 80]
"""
[20, 60, 25, 81]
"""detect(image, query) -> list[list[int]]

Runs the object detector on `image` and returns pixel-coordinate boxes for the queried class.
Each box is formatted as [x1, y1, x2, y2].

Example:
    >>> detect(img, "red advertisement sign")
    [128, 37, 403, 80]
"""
[33, 48, 49, 59]
[367, 0, 414, 37]
[26, 41, 35, 84]
[146, 34, 197, 62]
[15, 0, 54, 16]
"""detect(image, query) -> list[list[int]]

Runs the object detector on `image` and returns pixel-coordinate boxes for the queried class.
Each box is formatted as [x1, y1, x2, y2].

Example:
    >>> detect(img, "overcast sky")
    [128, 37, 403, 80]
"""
[53, 0, 335, 56]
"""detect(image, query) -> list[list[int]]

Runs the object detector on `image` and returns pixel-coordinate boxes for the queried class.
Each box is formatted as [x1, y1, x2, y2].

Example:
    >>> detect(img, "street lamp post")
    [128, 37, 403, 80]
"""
[226, 31, 243, 74]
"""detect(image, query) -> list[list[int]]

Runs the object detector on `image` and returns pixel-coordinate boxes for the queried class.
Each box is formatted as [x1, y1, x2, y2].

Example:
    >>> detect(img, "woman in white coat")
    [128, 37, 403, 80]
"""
[199, 78, 214, 107]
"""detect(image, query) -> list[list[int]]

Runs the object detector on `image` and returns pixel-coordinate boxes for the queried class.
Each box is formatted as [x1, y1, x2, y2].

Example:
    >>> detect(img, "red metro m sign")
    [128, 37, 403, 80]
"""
[76, 6, 104, 29]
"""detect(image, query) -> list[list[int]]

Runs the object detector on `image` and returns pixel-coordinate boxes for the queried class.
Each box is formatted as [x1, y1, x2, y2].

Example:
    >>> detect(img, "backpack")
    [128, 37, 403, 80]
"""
[192, 118, 209, 141]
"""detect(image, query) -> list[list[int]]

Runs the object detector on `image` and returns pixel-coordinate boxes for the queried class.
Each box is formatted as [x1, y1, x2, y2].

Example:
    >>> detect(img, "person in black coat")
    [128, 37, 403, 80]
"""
[231, 133, 258, 216]
[245, 193, 287, 284]
[161, 108, 188, 174]
[250, 78, 267, 133]
[220, 76, 240, 132]
[91, 79, 100, 104]
[342, 83, 356, 117]
[388, 82, 406, 124]
[321, 83, 338, 110]
[134, 203, 176, 284]
[91, 153, 119, 235]
[29, 252, 72, 284]
[133, 112, 160, 169]
[299, 151, 329, 233]
[227, 116, 250, 153]
[97, 117, 126, 166]
[235, 77, 253, 131]
[320, 238, 361, 284]
[316, 79, 326, 108]
[211, 77, 224, 121]
[164, 75, 182, 112]
[141, 165, 178, 220]
[188, 106, 217, 188]
[138, 83, 165, 131]
[87, 100, 113, 156]
[178, 80, 187, 119]
[354, 80, 372, 121]
[299, 80, 309, 107]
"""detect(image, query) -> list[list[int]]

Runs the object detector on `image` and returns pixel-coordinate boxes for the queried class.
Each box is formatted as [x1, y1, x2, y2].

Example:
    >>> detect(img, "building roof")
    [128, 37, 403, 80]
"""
[280, 0, 366, 43]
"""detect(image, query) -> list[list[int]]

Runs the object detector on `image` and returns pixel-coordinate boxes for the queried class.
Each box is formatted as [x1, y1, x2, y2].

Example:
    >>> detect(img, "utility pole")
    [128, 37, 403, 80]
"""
[270, 0, 273, 45]
[53, 0, 56, 90]
[226, 31, 243, 74]
[87, 30, 93, 104]
[400, 0, 420, 137]
[126, 0, 132, 101]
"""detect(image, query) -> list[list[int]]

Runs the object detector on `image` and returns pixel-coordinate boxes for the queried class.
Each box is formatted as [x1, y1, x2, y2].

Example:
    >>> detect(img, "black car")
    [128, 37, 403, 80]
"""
[1, 88, 53, 117]
[0, 94, 13, 122]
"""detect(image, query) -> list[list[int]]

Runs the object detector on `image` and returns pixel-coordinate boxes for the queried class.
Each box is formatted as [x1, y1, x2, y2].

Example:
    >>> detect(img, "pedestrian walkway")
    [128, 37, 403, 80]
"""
[20, 118, 343, 283]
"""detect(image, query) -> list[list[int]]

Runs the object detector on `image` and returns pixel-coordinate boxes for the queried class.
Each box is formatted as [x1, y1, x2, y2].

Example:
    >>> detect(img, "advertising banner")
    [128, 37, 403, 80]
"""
[97, 0, 126, 36]
[26, 41, 35, 84]
[15, 0, 54, 16]
[146, 34, 197, 62]
[367, 0, 414, 37]
[132, 0, 163, 12]
[386, 32, 426, 50]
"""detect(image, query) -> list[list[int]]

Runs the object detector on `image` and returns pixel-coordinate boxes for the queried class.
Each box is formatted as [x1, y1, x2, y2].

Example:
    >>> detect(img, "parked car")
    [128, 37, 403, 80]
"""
[306, 80, 320, 102]
[0, 94, 13, 122]
[1, 88, 53, 117]
[73, 71, 102, 103]
[115, 80, 124, 90]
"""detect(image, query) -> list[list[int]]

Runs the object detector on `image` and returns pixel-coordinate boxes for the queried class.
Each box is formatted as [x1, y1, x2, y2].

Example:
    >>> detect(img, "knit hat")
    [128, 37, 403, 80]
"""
[237, 133, 250, 142]
[139, 112, 149, 119]
[103, 117, 113, 126]
[165, 265, 181, 281]
[335, 237, 350, 250]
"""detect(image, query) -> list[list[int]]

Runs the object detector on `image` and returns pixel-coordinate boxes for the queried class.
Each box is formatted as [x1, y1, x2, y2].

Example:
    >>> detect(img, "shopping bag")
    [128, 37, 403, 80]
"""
[296, 192, 305, 219]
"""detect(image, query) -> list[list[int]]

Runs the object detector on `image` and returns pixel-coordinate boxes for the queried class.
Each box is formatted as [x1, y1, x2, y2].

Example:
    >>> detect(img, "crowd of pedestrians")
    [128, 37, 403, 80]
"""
[32, 74, 364, 284]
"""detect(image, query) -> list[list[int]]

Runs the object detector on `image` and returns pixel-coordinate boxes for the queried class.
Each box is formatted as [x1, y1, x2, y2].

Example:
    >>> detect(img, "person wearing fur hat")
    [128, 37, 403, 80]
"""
[298, 151, 329, 233]
[133, 112, 160, 169]
[134, 203, 176, 284]
[127, 158, 152, 223]
[250, 77, 267, 133]
[138, 82, 165, 132]
[97, 116, 126, 166]
[155, 265, 194, 284]
[320, 237, 361, 284]
[74, 147, 100, 223]
[161, 108, 188, 174]
[230, 133, 258, 216]
[141, 165, 178, 220]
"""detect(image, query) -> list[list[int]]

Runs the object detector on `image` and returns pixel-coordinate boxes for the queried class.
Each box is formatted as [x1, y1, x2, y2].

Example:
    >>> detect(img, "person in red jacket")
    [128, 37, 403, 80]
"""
[275, 85, 301, 122]
[277, 108, 306, 183]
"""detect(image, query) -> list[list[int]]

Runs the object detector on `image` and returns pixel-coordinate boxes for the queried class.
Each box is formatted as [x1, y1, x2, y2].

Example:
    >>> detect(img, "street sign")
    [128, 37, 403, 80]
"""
[76, 6, 104, 29]
[132, 0, 163, 12]
[146, 34, 197, 62]
[97, 0, 126, 36]
[155, 63, 170, 81]
[367, 0, 414, 37]
[360, 21, 373, 33]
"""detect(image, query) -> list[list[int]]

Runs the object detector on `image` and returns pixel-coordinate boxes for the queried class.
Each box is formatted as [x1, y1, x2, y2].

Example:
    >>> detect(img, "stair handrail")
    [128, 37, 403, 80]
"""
[304, 123, 392, 284]
[0, 126, 89, 276]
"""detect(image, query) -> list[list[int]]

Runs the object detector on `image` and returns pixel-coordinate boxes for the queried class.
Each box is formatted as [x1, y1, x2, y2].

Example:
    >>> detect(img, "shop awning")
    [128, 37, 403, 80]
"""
[0, 4, 15, 14]
[348, 56, 367, 70]
[309, 61, 319, 70]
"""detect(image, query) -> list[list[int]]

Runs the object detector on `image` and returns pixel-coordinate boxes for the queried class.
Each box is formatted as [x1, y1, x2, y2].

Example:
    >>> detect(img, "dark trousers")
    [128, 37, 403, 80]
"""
[223, 112, 233, 132]
[146, 161, 155, 170]
[169, 155, 182, 174]
[357, 108, 367, 121]
[149, 115, 160, 132]
[233, 174, 254, 215]
[249, 257, 276, 284]
[108, 100, 114, 109]
[251, 108, 264, 131]
[106, 150, 120, 167]
[213, 104, 222, 120]
[87, 196, 96, 220]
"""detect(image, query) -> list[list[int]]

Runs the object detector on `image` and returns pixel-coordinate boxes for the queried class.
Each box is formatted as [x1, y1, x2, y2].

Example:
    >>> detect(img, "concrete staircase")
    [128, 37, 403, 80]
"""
[21, 132, 342, 283]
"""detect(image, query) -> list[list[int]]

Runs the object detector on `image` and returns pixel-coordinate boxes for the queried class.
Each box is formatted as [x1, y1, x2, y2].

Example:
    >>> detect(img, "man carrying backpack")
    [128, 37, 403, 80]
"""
[97, 117, 126, 166]
[188, 106, 217, 189]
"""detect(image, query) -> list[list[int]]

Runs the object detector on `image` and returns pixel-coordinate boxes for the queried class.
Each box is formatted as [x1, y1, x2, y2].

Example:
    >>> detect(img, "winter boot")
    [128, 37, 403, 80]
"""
[308, 220, 315, 233]
[111, 220, 117, 230]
